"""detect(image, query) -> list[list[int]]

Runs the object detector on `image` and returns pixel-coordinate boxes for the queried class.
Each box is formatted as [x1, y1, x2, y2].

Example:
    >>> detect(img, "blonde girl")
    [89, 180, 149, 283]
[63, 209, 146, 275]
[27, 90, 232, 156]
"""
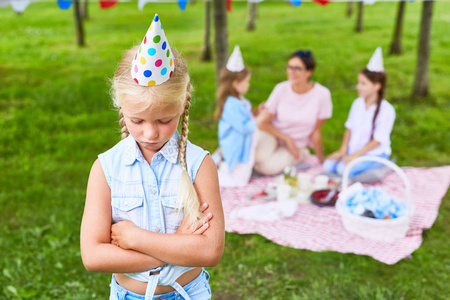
[214, 46, 257, 187]
[324, 47, 395, 177]
[80, 14, 224, 300]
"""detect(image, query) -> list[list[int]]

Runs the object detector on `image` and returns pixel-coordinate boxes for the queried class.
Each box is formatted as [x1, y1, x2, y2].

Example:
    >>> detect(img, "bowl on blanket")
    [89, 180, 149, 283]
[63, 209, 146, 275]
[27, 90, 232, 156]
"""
[310, 189, 339, 207]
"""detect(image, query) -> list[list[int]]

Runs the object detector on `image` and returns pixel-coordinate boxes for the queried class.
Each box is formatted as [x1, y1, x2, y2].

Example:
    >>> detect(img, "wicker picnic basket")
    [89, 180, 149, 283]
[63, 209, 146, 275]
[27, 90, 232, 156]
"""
[335, 156, 413, 242]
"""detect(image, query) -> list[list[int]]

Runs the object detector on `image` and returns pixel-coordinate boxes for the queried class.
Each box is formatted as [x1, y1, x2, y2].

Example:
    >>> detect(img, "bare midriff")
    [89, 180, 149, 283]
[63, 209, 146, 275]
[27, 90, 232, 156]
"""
[114, 267, 202, 295]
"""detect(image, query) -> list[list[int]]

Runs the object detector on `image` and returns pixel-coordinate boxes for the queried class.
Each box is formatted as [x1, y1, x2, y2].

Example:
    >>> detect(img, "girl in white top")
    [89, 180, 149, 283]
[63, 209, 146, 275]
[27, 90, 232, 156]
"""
[324, 50, 395, 177]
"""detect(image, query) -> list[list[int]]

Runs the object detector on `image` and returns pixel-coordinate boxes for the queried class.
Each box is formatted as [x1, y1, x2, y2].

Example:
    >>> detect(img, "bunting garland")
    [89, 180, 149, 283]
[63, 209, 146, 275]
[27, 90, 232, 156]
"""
[3, 0, 427, 15]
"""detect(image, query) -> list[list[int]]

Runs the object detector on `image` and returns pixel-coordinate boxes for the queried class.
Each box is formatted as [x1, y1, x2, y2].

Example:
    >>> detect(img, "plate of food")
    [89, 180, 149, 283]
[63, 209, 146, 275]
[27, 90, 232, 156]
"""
[310, 189, 339, 207]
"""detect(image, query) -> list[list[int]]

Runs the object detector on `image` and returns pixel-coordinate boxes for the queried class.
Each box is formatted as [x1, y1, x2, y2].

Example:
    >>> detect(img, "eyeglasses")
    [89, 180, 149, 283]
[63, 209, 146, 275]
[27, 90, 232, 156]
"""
[286, 65, 307, 72]
[295, 50, 311, 58]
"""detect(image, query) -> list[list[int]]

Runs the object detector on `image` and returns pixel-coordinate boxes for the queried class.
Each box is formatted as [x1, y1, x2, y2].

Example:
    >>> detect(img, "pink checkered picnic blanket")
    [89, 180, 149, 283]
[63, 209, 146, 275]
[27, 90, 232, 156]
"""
[221, 156, 450, 264]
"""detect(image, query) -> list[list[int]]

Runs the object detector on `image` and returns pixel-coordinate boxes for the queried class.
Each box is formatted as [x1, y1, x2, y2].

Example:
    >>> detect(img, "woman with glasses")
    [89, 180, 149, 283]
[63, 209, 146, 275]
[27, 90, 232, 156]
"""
[254, 50, 332, 175]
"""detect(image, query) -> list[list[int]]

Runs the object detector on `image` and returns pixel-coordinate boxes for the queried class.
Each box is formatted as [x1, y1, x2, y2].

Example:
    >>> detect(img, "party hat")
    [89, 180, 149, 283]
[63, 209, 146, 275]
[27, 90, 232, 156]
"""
[131, 14, 175, 86]
[366, 47, 384, 72]
[226, 45, 245, 72]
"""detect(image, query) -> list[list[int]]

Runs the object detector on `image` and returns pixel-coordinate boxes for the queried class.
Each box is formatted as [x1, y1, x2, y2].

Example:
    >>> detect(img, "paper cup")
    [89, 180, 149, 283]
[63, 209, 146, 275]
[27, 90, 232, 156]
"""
[277, 183, 291, 202]
[314, 175, 329, 190]
[297, 173, 311, 190]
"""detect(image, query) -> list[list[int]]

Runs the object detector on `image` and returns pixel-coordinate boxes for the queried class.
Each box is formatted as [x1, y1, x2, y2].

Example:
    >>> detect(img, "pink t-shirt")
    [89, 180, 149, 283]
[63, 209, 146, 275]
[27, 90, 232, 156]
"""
[265, 81, 332, 148]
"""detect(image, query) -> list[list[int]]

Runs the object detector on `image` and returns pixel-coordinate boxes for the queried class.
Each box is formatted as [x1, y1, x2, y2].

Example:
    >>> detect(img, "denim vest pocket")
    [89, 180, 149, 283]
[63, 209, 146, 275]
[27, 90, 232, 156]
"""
[160, 196, 183, 233]
[111, 181, 145, 228]
[112, 197, 143, 211]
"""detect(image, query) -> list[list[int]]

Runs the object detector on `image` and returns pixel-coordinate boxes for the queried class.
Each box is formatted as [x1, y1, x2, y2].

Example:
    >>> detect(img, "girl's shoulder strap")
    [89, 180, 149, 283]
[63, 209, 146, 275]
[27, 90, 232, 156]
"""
[184, 140, 209, 183]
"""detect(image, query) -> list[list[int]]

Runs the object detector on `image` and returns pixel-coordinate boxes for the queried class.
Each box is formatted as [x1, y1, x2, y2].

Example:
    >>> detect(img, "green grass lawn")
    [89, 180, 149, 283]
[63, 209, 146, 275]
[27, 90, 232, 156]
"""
[1, 1, 449, 299]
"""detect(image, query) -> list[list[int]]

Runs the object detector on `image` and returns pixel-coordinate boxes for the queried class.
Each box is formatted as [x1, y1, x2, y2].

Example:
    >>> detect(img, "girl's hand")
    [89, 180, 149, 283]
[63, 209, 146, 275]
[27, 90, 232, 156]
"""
[327, 150, 345, 161]
[176, 202, 213, 235]
[111, 220, 138, 250]
[342, 153, 359, 165]
[284, 136, 300, 160]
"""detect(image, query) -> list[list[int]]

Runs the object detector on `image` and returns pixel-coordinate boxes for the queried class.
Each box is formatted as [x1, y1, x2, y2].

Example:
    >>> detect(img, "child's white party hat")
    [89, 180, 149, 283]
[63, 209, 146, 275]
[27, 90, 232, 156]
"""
[366, 47, 384, 72]
[226, 45, 245, 72]
[131, 14, 175, 86]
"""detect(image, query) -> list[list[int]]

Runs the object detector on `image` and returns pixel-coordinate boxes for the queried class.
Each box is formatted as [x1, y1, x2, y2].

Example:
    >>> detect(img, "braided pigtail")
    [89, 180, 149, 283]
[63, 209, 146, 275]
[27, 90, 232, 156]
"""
[177, 94, 204, 226]
[118, 109, 129, 139]
[361, 68, 386, 141]
[179, 98, 190, 171]
[370, 95, 382, 140]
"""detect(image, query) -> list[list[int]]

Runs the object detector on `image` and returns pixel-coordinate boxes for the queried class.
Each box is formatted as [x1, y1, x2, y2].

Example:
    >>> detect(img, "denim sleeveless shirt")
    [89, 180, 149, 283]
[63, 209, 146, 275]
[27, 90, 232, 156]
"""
[98, 131, 208, 292]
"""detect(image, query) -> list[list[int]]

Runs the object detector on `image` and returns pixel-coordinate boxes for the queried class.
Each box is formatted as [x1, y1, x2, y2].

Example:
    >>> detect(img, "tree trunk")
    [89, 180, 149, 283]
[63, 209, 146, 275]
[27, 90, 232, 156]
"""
[346, 1, 353, 18]
[355, 1, 363, 32]
[201, 1, 212, 61]
[213, 0, 228, 86]
[390, 1, 406, 55]
[246, 2, 258, 31]
[412, 0, 434, 98]
[73, 0, 85, 46]
[79, 0, 88, 20]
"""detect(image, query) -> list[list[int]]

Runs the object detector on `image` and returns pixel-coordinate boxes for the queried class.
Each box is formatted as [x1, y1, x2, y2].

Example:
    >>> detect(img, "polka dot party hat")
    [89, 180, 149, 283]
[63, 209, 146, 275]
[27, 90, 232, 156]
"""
[226, 45, 245, 72]
[367, 47, 384, 72]
[131, 14, 175, 86]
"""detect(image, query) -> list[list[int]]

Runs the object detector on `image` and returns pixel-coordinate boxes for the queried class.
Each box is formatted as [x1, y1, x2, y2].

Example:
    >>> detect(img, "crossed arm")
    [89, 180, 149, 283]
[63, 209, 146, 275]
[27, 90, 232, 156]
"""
[80, 155, 225, 273]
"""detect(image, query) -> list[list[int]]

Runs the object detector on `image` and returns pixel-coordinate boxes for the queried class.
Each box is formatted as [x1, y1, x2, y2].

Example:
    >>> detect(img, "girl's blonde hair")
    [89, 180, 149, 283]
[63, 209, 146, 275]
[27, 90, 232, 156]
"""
[214, 67, 250, 120]
[111, 45, 202, 226]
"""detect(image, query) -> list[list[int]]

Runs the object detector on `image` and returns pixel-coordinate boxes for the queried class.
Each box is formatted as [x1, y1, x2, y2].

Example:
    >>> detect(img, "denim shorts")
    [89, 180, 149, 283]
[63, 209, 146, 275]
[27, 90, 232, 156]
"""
[109, 269, 211, 300]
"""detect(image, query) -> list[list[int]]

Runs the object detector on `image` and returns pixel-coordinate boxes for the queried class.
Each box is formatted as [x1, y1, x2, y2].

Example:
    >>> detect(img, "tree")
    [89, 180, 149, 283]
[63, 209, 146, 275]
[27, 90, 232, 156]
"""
[247, 1, 258, 31]
[80, 0, 89, 20]
[347, 1, 353, 18]
[73, 0, 85, 46]
[355, 1, 363, 32]
[412, 0, 434, 98]
[201, 1, 212, 61]
[390, 0, 406, 55]
[213, 0, 228, 85]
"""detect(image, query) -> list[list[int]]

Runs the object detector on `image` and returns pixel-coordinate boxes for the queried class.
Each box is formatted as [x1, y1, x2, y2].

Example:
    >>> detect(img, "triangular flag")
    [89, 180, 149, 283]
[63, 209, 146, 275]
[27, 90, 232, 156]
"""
[312, 0, 331, 6]
[99, 0, 118, 9]
[138, 0, 159, 11]
[290, 0, 301, 6]
[57, 0, 72, 10]
[131, 14, 175, 86]
[227, 0, 232, 12]
[57, 0, 72, 9]
[226, 45, 245, 72]
[11, 0, 31, 14]
[367, 47, 384, 72]
[178, 0, 187, 10]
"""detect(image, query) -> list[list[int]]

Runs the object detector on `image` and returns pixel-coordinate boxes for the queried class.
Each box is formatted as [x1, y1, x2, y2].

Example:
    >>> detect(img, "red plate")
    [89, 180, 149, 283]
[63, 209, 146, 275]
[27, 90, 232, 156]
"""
[310, 189, 339, 207]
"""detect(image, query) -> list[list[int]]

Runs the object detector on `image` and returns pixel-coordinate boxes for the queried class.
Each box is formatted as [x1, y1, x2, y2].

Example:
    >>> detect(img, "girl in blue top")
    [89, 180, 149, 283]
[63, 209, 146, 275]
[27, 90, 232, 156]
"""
[80, 15, 224, 300]
[323, 47, 395, 177]
[214, 46, 257, 187]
